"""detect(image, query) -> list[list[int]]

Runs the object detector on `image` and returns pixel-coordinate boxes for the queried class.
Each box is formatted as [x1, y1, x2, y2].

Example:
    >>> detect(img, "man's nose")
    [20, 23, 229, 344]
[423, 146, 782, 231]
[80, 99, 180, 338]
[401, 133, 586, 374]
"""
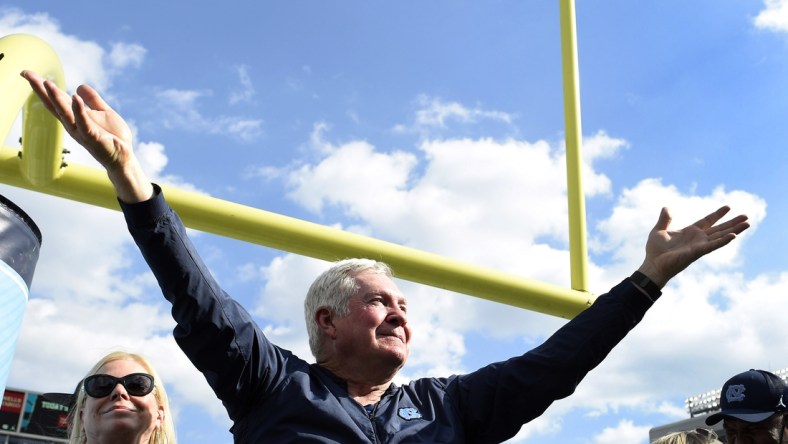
[727, 433, 751, 444]
[387, 306, 407, 326]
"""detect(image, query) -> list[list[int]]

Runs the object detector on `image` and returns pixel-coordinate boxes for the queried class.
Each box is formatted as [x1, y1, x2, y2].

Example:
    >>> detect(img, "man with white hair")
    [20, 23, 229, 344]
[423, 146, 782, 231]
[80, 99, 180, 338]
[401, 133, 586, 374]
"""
[22, 70, 751, 443]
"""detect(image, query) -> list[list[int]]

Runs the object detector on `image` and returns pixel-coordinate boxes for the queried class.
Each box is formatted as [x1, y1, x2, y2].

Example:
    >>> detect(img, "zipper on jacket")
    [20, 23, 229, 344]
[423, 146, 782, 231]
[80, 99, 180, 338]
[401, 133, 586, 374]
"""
[367, 403, 380, 444]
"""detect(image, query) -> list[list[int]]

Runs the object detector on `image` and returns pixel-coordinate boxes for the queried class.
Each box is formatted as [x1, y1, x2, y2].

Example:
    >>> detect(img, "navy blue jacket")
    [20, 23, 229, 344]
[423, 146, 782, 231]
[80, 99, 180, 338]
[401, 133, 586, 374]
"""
[122, 187, 657, 443]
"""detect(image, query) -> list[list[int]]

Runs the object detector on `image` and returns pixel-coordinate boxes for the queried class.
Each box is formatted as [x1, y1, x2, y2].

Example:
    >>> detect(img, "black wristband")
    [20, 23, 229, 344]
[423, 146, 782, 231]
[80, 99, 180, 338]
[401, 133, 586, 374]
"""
[629, 271, 662, 301]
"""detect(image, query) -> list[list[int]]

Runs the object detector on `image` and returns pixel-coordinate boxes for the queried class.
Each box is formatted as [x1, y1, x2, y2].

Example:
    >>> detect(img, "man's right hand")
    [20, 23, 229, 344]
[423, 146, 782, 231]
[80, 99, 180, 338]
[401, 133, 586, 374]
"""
[20, 70, 153, 203]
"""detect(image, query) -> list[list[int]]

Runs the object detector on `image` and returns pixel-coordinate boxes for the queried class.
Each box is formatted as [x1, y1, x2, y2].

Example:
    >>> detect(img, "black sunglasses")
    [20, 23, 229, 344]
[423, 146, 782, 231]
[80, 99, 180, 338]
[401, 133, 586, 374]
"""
[687, 428, 717, 444]
[691, 427, 718, 439]
[83, 373, 155, 398]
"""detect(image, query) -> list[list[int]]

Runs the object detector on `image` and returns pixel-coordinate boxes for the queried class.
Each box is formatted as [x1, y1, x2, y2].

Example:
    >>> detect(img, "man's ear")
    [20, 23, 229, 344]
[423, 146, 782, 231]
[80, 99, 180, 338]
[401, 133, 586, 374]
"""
[315, 307, 337, 339]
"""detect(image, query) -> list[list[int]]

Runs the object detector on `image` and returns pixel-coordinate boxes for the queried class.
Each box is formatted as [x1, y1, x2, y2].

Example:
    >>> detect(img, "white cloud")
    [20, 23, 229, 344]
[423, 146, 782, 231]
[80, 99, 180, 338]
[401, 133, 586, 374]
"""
[308, 121, 335, 155]
[229, 65, 255, 105]
[158, 88, 205, 109]
[223, 117, 263, 141]
[155, 88, 263, 141]
[578, 130, 629, 197]
[135, 141, 204, 194]
[754, 0, 788, 32]
[0, 8, 139, 91]
[582, 130, 629, 162]
[286, 76, 304, 91]
[593, 420, 651, 444]
[415, 95, 514, 127]
[1, 11, 258, 145]
[283, 132, 628, 278]
[393, 94, 516, 134]
[286, 140, 417, 215]
[593, 178, 766, 281]
[135, 140, 167, 174]
[108, 42, 146, 70]
[254, 255, 322, 326]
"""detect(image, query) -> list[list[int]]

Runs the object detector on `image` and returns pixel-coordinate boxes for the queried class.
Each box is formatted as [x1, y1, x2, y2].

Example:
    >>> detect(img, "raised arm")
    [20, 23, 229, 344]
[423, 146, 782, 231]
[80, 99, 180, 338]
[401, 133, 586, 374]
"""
[454, 206, 750, 442]
[637, 205, 750, 288]
[21, 70, 285, 421]
[20, 70, 153, 203]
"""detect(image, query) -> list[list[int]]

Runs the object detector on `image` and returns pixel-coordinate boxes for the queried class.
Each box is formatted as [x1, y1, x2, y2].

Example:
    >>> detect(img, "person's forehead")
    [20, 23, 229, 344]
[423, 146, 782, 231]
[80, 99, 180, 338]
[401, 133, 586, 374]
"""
[353, 272, 407, 301]
[98, 358, 147, 375]
[724, 415, 781, 430]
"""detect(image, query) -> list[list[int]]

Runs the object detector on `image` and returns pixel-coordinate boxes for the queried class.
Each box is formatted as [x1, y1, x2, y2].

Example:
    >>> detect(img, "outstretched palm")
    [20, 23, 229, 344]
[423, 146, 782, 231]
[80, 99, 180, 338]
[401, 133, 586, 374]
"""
[69, 84, 134, 171]
[22, 71, 133, 173]
[642, 206, 749, 286]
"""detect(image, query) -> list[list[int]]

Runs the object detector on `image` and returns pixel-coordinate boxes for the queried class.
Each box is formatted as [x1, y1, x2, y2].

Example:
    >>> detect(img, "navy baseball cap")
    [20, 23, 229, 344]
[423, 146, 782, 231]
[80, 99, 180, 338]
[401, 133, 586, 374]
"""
[706, 369, 788, 425]
[42, 380, 81, 411]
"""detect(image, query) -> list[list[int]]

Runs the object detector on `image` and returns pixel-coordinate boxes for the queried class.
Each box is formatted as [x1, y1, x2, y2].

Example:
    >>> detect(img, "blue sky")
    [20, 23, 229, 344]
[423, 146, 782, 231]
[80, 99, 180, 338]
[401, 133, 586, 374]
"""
[2, 1, 788, 442]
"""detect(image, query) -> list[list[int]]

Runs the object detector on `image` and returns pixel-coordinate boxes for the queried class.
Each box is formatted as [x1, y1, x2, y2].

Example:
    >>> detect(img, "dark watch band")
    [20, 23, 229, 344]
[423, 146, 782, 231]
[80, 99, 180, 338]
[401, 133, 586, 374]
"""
[629, 271, 662, 301]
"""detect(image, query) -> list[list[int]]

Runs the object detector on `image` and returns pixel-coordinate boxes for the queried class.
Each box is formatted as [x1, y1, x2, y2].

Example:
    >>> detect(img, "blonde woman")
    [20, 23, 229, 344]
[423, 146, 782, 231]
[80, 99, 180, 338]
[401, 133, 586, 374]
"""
[68, 352, 176, 444]
[652, 428, 721, 444]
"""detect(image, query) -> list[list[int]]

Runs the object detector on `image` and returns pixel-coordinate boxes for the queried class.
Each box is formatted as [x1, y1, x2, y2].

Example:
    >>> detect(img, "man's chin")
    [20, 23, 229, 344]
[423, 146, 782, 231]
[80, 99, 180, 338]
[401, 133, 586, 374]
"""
[381, 347, 409, 367]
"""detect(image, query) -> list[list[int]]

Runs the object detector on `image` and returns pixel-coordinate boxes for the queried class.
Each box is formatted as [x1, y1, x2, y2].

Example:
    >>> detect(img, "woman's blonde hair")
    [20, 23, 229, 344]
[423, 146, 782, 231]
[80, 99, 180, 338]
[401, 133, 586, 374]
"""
[652, 428, 721, 444]
[67, 351, 177, 444]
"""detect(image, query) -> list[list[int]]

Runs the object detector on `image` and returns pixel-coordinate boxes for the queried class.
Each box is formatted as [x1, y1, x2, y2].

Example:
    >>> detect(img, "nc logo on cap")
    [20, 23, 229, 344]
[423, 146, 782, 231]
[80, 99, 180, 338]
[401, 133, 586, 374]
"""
[726, 384, 747, 403]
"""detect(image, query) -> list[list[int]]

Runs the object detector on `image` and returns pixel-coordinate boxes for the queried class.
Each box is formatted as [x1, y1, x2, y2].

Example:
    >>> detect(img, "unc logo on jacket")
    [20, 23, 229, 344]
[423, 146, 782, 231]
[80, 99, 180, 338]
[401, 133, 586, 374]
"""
[398, 407, 423, 421]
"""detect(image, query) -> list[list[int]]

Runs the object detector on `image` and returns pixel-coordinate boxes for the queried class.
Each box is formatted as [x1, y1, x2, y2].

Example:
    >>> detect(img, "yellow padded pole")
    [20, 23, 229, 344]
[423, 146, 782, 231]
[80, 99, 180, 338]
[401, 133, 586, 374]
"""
[0, 34, 66, 187]
[0, 147, 594, 318]
[0, 28, 597, 319]
[559, 0, 590, 293]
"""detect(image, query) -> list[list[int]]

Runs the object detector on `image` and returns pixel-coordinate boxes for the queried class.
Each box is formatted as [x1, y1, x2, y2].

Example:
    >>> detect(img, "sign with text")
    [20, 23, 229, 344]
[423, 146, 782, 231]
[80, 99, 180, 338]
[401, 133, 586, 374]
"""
[0, 389, 23, 432]
[1, 389, 68, 439]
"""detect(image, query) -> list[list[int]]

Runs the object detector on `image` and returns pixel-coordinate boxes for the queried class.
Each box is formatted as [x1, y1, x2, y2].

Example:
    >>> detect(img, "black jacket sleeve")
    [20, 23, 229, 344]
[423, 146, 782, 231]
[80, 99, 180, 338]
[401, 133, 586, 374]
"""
[120, 186, 281, 423]
[453, 279, 655, 443]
